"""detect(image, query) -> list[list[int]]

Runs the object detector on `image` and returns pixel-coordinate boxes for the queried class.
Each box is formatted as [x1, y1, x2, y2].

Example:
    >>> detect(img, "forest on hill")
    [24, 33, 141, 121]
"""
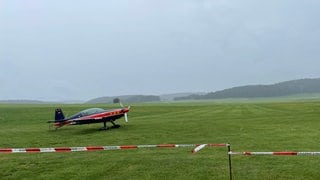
[85, 95, 160, 104]
[2, 78, 320, 104]
[175, 78, 320, 100]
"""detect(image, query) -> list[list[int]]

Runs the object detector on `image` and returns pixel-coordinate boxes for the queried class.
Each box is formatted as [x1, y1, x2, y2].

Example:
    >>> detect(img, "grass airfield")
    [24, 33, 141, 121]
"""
[0, 100, 320, 179]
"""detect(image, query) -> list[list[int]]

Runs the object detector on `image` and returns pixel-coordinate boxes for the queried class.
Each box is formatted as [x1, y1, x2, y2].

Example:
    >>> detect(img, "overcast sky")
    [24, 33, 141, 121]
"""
[1, 0, 320, 101]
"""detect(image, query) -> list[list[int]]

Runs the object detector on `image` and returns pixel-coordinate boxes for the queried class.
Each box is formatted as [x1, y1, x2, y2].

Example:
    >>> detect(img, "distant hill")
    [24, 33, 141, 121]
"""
[175, 78, 320, 100]
[159, 92, 204, 101]
[86, 95, 161, 104]
[0, 99, 83, 104]
[0, 100, 47, 104]
[3, 78, 320, 104]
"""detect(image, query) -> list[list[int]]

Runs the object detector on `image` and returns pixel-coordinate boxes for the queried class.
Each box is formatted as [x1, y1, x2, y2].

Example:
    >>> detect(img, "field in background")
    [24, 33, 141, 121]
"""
[0, 101, 320, 179]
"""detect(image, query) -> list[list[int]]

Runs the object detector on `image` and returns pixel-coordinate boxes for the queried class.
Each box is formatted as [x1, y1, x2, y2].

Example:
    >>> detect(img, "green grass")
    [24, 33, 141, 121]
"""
[0, 101, 320, 179]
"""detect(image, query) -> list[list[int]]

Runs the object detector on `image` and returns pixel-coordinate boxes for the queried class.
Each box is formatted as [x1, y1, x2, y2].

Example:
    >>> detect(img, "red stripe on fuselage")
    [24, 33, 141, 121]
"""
[77, 108, 128, 120]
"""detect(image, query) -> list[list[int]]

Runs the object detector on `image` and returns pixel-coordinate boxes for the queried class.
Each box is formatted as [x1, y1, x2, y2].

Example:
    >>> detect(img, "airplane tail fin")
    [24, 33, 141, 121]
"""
[55, 108, 65, 122]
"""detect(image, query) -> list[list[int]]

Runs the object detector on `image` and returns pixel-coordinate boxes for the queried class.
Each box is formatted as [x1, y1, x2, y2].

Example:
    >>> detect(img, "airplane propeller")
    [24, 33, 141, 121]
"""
[124, 112, 128, 122]
[120, 102, 130, 122]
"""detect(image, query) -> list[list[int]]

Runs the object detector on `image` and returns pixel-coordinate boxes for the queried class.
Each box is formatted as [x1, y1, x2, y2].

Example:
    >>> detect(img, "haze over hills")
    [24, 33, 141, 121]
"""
[85, 95, 161, 104]
[1, 78, 320, 104]
[84, 93, 199, 104]
[175, 78, 320, 101]
[0, 93, 197, 104]
[86, 78, 320, 103]
[0, 100, 47, 104]
[0, 100, 83, 104]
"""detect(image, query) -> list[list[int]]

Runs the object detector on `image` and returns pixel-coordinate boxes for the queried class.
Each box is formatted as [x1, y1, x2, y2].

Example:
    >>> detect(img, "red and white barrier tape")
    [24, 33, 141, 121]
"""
[229, 151, 320, 156]
[0, 143, 228, 154]
[192, 144, 208, 154]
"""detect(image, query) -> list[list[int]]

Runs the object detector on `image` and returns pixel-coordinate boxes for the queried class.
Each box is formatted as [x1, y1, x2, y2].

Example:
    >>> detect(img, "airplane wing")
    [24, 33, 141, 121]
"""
[69, 113, 125, 124]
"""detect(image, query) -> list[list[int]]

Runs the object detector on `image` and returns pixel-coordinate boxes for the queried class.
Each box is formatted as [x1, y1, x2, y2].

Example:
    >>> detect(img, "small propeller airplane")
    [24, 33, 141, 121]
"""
[47, 103, 130, 130]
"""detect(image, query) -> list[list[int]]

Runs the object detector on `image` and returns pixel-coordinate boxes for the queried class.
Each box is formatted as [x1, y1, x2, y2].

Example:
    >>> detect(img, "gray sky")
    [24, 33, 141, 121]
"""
[1, 0, 320, 101]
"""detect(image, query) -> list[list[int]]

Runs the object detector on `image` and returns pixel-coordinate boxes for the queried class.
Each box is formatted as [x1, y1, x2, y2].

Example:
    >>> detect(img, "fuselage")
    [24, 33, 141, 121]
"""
[52, 107, 130, 128]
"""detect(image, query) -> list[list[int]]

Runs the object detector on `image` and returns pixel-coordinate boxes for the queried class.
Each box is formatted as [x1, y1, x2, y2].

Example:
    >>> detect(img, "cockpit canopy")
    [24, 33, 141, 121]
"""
[68, 108, 105, 119]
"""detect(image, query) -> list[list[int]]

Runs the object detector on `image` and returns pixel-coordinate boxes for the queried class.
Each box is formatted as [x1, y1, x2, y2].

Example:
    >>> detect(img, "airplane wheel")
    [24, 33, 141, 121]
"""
[112, 125, 121, 129]
[99, 127, 109, 131]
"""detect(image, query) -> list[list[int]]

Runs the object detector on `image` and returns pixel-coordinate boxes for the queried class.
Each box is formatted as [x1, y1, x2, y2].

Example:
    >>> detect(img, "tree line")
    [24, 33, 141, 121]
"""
[175, 78, 320, 100]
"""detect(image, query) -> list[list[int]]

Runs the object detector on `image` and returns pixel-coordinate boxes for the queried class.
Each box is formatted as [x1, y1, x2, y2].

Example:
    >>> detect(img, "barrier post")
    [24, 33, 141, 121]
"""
[227, 143, 233, 180]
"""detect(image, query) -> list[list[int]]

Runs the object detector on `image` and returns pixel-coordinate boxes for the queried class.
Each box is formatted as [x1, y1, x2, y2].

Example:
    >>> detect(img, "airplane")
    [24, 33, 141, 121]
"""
[47, 103, 130, 130]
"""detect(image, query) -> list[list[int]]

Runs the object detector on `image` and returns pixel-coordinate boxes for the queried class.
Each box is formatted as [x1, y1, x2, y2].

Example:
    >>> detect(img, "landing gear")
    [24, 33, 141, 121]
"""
[100, 120, 120, 130]
[100, 121, 109, 130]
[110, 121, 121, 129]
